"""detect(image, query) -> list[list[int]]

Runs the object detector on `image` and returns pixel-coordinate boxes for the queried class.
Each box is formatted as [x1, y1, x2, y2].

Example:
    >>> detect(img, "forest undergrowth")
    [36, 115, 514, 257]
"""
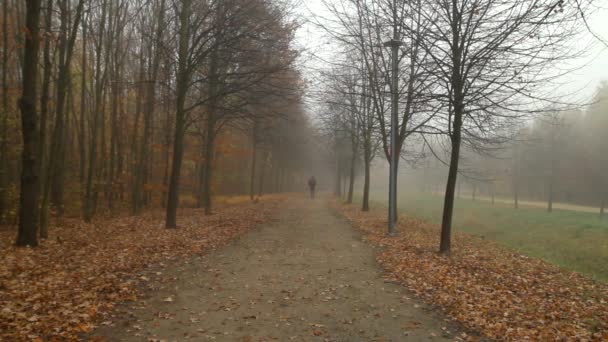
[0, 197, 282, 340]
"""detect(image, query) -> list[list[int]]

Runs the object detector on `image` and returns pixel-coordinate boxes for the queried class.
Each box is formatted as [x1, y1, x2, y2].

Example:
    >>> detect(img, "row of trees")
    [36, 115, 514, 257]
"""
[317, 0, 590, 253]
[3, 0, 314, 247]
[429, 83, 608, 217]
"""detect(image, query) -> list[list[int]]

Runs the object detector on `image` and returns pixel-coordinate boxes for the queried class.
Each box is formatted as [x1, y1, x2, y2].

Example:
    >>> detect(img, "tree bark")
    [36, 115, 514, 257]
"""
[79, 14, 87, 184]
[258, 150, 266, 197]
[165, 0, 191, 228]
[16, 0, 42, 247]
[84, 0, 108, 223]
[334, 159, 341, 198]
[439, 0, 464, 254]
[202, 43, 220, 216]
[347, 143, 356, 204]
[439, 112, 462, 254]
[0, 0, 10, 222]
[37, 0, 53, 239]
[202, 108, 216, 215]
[249, 119, 257, 200]
[362, 149, 371, 211]
[45, 0, 84, 218]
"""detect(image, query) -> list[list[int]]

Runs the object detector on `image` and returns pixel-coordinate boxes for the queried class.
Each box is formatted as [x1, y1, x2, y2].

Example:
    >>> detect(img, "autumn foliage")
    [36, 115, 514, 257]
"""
[0, 197, 281, 340]
[332, 201, 608, 341]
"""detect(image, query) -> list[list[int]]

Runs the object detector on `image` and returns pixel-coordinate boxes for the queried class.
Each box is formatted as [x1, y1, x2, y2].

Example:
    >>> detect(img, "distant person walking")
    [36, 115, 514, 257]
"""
[308, 176, 317, 199]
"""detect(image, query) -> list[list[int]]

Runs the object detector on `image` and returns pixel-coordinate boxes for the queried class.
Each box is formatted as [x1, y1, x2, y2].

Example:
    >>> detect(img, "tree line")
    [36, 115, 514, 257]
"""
[2, 0, 314, 247]
[415, 83, 608, 218]
[316, 0, 593, 253]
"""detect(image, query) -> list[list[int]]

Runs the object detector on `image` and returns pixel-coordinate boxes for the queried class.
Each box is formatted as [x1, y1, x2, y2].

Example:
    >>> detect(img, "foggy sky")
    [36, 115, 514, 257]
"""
[294, 0, 608, 103]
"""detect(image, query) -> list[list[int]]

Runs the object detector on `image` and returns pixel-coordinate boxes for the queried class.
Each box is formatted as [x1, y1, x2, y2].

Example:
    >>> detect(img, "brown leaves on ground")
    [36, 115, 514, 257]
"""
[0, 198, 281, 341]
[332, 202, 608, 341]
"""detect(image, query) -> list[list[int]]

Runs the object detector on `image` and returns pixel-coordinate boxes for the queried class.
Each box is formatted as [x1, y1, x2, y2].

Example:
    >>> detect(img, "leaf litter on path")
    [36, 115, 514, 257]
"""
[0, 198, 282, 340]
[331, 201, 608, 341]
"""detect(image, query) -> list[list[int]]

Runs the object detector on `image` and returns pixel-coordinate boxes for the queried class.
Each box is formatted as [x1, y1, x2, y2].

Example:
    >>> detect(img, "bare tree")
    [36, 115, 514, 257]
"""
[16, 0, 42, 247]
[416, 0, 587, 253]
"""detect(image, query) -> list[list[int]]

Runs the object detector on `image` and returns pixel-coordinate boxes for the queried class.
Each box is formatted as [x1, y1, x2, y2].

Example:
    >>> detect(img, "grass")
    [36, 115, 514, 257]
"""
[362, 191, 608, 282]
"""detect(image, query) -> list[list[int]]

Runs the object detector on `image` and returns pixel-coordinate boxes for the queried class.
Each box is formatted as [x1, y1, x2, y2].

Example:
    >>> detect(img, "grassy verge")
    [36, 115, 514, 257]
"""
[359, 191, 608, 282]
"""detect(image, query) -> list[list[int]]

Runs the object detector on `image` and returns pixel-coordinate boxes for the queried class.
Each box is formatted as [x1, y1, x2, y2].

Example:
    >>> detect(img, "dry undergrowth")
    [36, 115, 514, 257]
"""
[332, 201, 608, 341]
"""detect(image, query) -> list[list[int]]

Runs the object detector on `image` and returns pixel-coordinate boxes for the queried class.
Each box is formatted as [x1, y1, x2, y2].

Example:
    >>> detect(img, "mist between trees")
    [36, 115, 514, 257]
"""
[313, 0, 605, 253]
[3, 0, 330, 247]
[3, 0, 606, 255]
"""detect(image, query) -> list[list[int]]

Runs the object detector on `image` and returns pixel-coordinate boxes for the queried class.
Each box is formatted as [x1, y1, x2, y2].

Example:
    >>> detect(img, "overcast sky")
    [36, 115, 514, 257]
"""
[294, 0, 608, 105]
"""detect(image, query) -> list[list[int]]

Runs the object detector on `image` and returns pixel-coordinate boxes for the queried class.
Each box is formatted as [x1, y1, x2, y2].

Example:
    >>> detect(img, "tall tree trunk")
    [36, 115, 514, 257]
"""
[439, 112, 462, 254]
[46, 0, 84, 218]
[37, 0, 53, 239]
[79, 14, 87, 184]
[165, 0, 191, 228]
[547, 127, 556, 213]
[362, 147, 371, 212]
[202, 44, 219, 216]
[202, 111, 215, 215]
[130, 40, 145, 212]
[108, 63, 119, 211]
[439, 1, 463, 254]
[249, 120, 257, 200]
[162, 96, 171, 208]
[347, 144, 356, 204]
[196, 142, 205, 208]
[133, 0, 164, 214]
[84, 0, 107, 222]
[16, 0, 42, 247]
[0, 0, 10, 222]
[334, 159, 341, 198]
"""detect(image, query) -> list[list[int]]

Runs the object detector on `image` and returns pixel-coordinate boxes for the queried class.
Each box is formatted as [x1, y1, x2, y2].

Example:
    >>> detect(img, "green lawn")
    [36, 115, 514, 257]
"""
[363, 191, 608, 282]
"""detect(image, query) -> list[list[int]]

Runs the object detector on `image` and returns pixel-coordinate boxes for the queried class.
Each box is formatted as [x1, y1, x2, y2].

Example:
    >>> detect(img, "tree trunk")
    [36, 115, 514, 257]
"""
[258, 150, 266, 197]
[249, 120, 257, 200]
[439, 1, 466, 254]
[347, 145, 356, 204]
[162, 102, 171, 208]
[202, 44, 219, 215]
[362, 149, 371, 212]
[84, 0, 107, 223]
[38, 0, 53, 239]
[79, 14, 87, 184]
[133, 0, 164, 214]
[334, 159, 341, 197]
[165, 0, 191, 228]
[202, 113, 215, 215]
[46, 0, 84, 218]
[439, 117, 462, 254]
[0, 0, 10, 222]
[16, 0, 42, 247]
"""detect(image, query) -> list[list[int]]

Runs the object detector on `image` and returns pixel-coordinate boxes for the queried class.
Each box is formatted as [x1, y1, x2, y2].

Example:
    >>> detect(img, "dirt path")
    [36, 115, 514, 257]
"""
[92, 198, 454, 341]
